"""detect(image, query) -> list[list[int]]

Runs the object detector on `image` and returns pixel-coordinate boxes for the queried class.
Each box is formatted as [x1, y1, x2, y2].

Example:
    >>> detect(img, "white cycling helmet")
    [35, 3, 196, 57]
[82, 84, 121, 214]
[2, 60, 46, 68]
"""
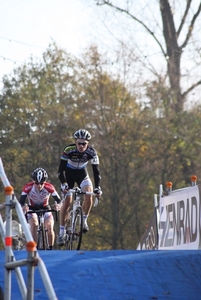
[32, 168, 48, 183]
[74, 129, 91, 141]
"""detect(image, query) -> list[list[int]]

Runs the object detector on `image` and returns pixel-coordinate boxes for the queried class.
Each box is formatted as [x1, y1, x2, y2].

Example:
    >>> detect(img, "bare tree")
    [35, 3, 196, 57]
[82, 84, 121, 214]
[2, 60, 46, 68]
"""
[93, 0, 201, 112]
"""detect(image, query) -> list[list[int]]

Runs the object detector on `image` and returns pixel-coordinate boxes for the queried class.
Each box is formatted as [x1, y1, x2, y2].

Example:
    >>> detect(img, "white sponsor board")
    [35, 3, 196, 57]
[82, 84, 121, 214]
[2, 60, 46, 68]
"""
[158, 185, 201, 250]
[137, 208, 159, 250]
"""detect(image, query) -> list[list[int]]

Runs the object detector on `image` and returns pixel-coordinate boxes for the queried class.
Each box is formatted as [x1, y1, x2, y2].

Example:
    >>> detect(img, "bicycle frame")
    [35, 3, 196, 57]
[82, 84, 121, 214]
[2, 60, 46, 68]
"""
[63, 187, 95, 250]
[26, 208, 57, 250]
[71, 190, 82, 227]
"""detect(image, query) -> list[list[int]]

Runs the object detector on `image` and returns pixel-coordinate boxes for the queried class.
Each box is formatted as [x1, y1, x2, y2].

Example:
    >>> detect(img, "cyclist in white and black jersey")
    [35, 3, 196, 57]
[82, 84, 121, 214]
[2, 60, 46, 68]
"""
[57, 129, 102, 246]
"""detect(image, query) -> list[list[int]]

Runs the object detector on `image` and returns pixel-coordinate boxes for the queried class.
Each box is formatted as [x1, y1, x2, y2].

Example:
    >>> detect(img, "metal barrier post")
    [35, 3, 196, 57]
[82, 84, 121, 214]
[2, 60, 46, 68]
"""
[165, 181, 173, 195]
[4, 186, 14, 300]
[26, 241, 37, 300]
[0, 157, 58, 299]
[14, 199, 34, 242]
[191, 175, 197, 186]
[0, 213, 27, 299]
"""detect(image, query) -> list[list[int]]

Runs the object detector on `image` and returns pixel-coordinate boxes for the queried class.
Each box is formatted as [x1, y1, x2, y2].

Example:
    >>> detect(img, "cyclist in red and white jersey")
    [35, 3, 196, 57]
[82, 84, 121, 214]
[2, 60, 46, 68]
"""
[57, 129, 102, 246]
[19, 167, 61, 250]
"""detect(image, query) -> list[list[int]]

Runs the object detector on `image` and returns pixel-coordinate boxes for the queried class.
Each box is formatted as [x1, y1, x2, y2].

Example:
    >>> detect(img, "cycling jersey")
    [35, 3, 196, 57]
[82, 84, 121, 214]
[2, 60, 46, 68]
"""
[19, 182, 61, 208]
[58, 143, 101, 188]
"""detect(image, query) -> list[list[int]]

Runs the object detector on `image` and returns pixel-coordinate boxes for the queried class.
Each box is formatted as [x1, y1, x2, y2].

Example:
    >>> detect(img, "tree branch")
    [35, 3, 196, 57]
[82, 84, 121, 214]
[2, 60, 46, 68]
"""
[180, 2, 201, 49]
[96, 0, 166, 57]
[182, 79, 201, 98]
[177, 0, 192, 38]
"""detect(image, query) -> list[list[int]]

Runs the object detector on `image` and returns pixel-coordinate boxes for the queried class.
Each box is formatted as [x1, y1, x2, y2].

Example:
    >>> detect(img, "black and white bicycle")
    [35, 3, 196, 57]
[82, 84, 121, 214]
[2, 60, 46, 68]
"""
[63, 187, 98, 250]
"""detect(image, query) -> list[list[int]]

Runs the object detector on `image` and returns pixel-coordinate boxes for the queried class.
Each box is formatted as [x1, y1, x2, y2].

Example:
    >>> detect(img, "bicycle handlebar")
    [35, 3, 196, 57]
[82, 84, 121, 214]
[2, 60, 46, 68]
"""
[68, 188, 100, 207]
[68, 188, 96, 196]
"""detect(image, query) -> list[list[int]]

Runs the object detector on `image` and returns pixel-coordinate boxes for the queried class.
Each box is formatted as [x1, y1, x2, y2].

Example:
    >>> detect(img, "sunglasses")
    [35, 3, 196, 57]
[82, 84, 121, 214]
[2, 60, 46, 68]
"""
[77, 142, 88, 146]
[34, 181, 45, 185]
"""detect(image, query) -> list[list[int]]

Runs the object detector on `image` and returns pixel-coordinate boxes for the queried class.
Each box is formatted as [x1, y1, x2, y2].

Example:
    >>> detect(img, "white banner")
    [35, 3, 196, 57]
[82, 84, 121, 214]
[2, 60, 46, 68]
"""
[158, 185, 201, 249]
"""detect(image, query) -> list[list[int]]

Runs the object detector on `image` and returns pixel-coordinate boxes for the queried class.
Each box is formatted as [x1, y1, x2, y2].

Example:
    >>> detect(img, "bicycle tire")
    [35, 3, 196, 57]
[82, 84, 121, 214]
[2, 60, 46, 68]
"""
[65, 213, 72, 250]
[70, 206, 83, 250]
[37, 230, 43, 250]
[37, 223, 47, 250]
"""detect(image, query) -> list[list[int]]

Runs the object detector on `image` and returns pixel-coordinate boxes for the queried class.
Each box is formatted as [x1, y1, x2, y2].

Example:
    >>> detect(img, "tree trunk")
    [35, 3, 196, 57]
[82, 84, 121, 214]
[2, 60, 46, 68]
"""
[160, 0, 183, 112]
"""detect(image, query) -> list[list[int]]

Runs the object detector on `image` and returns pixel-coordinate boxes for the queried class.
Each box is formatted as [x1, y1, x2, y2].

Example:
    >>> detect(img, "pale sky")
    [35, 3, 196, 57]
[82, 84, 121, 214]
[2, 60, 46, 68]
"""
[0, 0, 101, 83]
[0, 0, 200, 106]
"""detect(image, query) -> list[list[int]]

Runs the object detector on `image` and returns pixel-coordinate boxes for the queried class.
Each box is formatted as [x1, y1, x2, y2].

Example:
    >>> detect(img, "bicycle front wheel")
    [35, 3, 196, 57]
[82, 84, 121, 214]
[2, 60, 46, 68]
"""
[37, 223, 47, 250]
[70, 207, 83, 250]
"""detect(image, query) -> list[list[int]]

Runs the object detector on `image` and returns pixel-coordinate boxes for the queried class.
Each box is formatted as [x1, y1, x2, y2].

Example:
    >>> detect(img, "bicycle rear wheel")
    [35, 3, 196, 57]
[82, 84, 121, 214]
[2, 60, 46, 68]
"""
[70, 207, 83, 250]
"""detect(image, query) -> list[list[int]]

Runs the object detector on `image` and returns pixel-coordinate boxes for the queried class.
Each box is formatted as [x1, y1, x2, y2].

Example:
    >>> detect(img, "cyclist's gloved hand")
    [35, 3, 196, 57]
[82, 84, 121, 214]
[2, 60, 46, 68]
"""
[54, 202, 61, 211]
[93, 187, 102, 207]
[94, 187, 102, 196]
[61, 183, 69, 192]
[22, 204, 29, 213]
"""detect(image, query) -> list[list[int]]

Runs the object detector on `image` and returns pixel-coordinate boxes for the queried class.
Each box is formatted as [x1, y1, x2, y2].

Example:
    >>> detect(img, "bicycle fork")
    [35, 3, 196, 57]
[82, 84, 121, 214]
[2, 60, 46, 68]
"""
[37, 215, 49, 250]
[72, 198, 81, 224]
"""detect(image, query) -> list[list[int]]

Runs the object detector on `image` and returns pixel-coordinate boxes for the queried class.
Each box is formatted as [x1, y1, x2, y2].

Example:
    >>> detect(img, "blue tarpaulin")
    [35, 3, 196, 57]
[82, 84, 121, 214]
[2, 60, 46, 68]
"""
[0, 250, 201, 299]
